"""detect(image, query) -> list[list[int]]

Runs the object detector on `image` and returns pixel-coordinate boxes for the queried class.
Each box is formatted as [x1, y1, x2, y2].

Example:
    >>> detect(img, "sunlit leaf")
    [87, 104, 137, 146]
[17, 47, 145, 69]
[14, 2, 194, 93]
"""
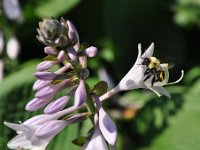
[35, 0, 81, 17]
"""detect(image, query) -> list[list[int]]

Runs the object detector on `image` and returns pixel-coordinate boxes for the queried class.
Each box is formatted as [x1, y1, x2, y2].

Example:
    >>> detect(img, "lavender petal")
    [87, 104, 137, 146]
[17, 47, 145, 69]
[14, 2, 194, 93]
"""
[44, 95, 71, 114]
[74, 80, 87, 107]
[57, 50, 66, 62]
[34, 72, 57, 80]
[99, 107, 117, 146]
[82, 125, 109, 150]
[25, 98, 50, 111]
[67, 47, 77, 61]
[32, 80, 51, 91]
[44, 46, 58, 56]
[37, 61, 56, 71]
[34, 120, 67, 139]
[35, 86, 55, 99]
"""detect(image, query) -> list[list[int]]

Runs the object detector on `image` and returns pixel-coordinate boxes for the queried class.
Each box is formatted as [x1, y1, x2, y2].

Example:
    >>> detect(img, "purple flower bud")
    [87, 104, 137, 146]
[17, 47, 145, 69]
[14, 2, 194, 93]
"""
[35, 80, 70, 99]
[67, 20, 80, 50]
[74, 80, 87, 106]
[37, 61, 57, 71]
[34, 72, 57, 80]
[25, 98, 51, 111]
[67, 47, 77, 61]
[79, 56, 86, 68]
[33, 80, 51, 91]
[99, 107, 117, 146]
[57, 50, 66, 62]
[35, 86, 56, 99]
[44, 46, 58, 56]
[85, 46, 98, 57]
[35, 120, 67, 139]
[68, 31, 78, 46]
[44, 96, 71, 114]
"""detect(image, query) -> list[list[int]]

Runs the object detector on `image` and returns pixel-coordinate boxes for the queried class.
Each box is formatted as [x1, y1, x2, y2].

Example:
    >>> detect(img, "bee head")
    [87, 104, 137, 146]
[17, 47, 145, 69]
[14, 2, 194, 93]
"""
[141, 57, 150, 65]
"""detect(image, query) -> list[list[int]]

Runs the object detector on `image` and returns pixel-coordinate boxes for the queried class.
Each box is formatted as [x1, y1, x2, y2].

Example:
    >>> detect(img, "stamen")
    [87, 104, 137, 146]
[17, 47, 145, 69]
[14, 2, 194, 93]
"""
[146, 85, 162, 97]
[166, 70, 184, 85]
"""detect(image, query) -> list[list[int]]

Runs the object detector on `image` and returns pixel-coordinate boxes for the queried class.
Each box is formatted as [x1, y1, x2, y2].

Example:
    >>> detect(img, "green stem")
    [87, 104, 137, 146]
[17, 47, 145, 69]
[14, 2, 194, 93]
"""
[85, 83, 96, 124]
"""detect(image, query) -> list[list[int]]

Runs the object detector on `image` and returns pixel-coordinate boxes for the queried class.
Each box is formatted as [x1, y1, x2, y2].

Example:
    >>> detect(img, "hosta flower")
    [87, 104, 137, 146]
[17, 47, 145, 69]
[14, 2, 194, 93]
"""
[83, 95, 117, 150]
[82, 124, 109, 150]
[100, 43, 184, 100]
[4, 113, 87, 150]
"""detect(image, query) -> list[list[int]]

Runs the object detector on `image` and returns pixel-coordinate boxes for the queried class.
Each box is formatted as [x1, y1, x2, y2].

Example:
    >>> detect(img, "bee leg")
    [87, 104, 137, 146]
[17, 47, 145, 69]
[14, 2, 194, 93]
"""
[143, 74, 152, 82]
[144, 69, 151, 75]
[151, 76, 156, 86]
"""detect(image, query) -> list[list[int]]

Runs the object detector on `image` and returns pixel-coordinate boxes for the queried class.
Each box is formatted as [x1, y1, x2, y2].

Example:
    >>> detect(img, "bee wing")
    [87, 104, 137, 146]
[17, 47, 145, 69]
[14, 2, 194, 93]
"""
[168, 62, 174, 69]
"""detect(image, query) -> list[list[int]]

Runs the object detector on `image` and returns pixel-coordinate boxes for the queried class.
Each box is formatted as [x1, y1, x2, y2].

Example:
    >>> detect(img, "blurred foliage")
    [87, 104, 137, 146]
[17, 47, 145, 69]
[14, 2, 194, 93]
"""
[35, 0, 81, 17]
[0, 60, 39, 149]
[1, 0, 200, 150]
[173, 0, 200, 27]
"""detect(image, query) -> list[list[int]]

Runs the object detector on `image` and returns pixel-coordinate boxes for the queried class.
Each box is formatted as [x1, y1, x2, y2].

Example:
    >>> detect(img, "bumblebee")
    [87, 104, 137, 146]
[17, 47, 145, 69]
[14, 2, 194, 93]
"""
[142, 57, 161, 70]
[141, 57, 169, 86]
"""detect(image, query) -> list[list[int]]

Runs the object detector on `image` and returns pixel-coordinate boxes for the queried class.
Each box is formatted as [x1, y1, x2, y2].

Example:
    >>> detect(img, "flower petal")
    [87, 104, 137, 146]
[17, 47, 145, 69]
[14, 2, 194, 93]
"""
[82, 126, 109, 150]
[34, 72, 57, 80]
[44, 46, 58, 56]
[35, 86, 55, 99]
[67, 20, 80, 50]
[99, 107, 117, 146]
[37, 61, 56, 71]
[26, 98, 51, 111]
[35, 120, 67, 139]
[4, 122, 29, 133]
[151, 86, 171, 98]
[141, 42, 154, 58]
[44, 95, 71, 114]
[74, 80, 87, 106]
[33, 80, 51, 91]
[7, 134, 32, 149]
[24, 114, 56, 126]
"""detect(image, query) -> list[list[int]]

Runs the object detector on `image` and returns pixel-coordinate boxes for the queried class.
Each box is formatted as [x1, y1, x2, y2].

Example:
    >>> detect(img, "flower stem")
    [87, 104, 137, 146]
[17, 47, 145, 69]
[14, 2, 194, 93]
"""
[99, 86, 120, 102]
[85, 84, 96, 114]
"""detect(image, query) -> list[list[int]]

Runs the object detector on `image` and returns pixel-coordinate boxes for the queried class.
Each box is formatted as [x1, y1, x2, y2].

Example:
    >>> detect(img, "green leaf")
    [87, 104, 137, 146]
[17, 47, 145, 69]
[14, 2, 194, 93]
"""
[35, 0, 81, 17]
[0, 60, 40, 150]
[140, 82, 200, 150]
[44, 55, 57, 61]
[92, 81, 108, 96]
[72, 136, 87, 146]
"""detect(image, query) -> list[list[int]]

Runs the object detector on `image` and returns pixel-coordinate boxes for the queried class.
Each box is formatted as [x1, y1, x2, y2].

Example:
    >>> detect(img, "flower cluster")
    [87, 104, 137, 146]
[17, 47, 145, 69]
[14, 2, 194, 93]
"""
[4, 17, 184, 150]
[4, 18, 117, 150]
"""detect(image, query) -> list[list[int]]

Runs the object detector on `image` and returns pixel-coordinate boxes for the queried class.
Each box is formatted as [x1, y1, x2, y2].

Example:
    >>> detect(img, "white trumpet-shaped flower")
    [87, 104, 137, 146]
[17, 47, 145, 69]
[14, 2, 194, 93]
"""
[100, 43, 184, 101]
